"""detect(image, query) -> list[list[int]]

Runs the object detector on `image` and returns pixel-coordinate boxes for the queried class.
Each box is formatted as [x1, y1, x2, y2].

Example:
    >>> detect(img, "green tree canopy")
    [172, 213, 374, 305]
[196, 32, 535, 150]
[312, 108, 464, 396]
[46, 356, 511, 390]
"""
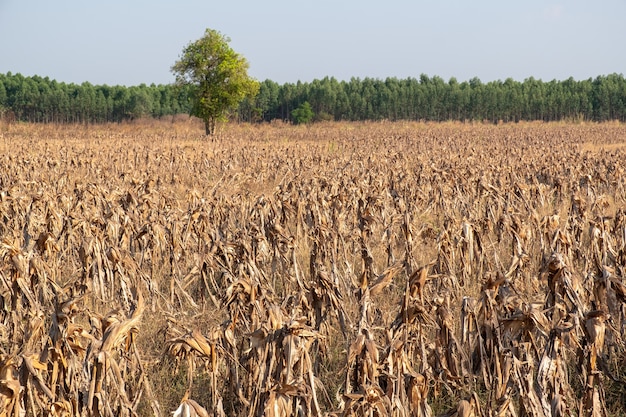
[171, 28, 259, 135]
[2, 71, 626, 125]
[291, 101, 314, 124]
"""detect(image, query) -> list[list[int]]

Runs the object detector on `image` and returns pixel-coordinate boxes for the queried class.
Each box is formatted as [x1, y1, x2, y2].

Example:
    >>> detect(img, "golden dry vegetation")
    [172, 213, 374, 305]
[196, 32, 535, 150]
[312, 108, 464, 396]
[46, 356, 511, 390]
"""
[1, 119, 626, 417]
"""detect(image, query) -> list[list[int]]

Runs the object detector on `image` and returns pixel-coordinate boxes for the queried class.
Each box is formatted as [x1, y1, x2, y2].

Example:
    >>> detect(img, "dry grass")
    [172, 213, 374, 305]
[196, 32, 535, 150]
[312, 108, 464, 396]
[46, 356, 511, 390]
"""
[0, 119, 625, 416]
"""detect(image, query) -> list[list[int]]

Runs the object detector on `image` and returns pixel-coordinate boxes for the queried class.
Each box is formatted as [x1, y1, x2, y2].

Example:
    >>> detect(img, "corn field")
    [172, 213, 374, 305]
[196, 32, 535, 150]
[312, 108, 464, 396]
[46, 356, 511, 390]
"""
[1, 119, 626, 417]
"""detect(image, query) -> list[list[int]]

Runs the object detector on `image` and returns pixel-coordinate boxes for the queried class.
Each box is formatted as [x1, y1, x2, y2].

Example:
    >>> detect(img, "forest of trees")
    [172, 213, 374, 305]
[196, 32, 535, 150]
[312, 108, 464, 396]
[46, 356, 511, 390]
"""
[1, 71, 626, 124]
[0, 72, 194, 123]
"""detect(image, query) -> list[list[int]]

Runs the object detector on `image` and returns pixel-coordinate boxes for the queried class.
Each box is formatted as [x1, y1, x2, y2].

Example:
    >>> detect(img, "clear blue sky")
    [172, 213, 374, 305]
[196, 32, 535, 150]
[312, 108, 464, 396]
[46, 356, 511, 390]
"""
[1, 0, 624, 86]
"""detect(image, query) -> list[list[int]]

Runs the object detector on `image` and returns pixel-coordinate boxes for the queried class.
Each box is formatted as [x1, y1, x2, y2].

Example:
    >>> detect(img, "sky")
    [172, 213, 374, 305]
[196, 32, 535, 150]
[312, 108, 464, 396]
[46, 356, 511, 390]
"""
[0, 0, 624, 87]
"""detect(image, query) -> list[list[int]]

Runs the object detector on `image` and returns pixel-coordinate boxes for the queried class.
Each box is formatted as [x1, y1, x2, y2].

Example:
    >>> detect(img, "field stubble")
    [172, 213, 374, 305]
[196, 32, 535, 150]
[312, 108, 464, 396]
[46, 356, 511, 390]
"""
[1, 119, 626, 416]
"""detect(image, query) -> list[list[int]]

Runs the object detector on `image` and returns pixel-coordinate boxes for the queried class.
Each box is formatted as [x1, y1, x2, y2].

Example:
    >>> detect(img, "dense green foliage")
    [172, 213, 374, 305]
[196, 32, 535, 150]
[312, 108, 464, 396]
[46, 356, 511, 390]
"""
[171, 29, 259, 135]
[242, 74, 626, 123]
[2, 72, 626, 124]
[0, 72, 193, 123]
[291, 101, 314, 124]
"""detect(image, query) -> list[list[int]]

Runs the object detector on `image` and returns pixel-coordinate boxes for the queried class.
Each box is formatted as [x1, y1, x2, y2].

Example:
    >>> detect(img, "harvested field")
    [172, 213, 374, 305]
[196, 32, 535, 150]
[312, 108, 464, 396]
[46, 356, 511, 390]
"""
[1, 119, 626, 417]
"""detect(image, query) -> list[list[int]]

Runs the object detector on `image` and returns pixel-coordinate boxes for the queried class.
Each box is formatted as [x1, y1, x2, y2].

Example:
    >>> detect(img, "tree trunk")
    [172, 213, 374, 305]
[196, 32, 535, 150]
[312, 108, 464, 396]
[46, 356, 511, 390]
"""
[204, 118, 215, 136]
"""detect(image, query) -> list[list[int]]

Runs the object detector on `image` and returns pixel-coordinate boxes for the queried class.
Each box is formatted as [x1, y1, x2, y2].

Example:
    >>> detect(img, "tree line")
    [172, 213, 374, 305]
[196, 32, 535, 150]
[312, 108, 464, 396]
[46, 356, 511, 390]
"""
[2, 71, 626, 124]
[0, 72, 193, 123]
[242, 73, 626, 123]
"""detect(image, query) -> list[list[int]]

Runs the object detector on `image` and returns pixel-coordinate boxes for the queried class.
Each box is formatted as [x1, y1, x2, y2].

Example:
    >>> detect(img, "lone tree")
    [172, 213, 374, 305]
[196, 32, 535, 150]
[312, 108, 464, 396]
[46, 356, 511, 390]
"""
[172, 29, 259, 135]
[291, 101, 314, 124]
